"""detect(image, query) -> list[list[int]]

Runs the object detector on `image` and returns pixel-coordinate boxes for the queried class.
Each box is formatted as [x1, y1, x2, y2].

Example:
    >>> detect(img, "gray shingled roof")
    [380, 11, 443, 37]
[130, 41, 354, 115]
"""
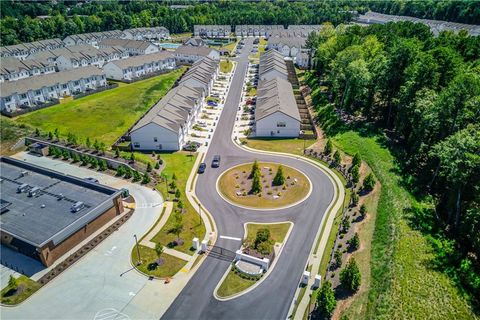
[1, 38, 64, 56]
[1, 66, 105, 97]
[98, 38, 157, 51]
[64, 30, 123, 43]
[174, 45, 218, 57]
[131, 84, 203, 133]
[268, 37, 307, 48]
[255, 77, 300, 122]
[1, 57, 54, 75]
[106, 51, 174, 69]
[259, 50, 288, 79]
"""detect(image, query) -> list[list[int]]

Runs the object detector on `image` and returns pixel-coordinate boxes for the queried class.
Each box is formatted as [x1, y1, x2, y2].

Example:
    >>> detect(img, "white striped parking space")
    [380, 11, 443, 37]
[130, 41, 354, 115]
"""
[219, 235, 242, 241]
[94, 308, 130, 320]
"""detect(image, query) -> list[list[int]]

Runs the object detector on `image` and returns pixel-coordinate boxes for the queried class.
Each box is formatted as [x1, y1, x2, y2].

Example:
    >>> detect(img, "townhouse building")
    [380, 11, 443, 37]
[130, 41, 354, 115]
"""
[98, 39, 159, 56]
[122, 27, 170, 40]
[258, 49, 288, 81]
[62, 30, 123, 47]
[0, 38, 65, 60]
[0, 66, 107, 112]
[102, 51, 176, 81]
[174, 45, 220, 64]
[178, 58, 219, 96]
[194, 25, 231, 38]
[1, 57, 56, 83]
[235, 25, 284, 37]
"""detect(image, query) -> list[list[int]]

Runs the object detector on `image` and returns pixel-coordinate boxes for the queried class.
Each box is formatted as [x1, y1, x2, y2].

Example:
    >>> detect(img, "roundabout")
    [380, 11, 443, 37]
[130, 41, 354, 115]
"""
[217, 161, 312, 210]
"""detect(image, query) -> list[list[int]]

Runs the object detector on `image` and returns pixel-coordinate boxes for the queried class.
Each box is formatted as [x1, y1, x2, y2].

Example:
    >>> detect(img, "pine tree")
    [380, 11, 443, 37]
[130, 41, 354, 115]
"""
[116, 165, 126, 177]
[250, 160, 259, 178]
[324, 139, 333, 155]
[349, 233, 360, 251]
[272, 165, 285, 186]
[251, 170, 262, 194]
[351, 165, 360, 183]
[333, 150, 341, 165]
[362, 173, 376, 192]
[146, 162, 152, 172]
[115, 148, 120, 158]
[142, 172, 150, 184]
[340, 258, 361, 292]
[352, 153, 361, 168]
[86, 137, 91, 149]
[175, 188, 181, 199]
[316, 281, 336, 319]
[154, 162, 160, 170]
[359, 204, 367, 218]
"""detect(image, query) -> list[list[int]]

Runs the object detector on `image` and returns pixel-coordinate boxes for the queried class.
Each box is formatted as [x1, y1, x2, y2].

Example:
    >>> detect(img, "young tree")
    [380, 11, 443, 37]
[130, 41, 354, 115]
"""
[334, 249, 342, 268]
[352, 153, 361, 168]
[324, 139, 333, 155]
[99, 142, 106, 155]
[90, 157, 98, 169]
[175, 188, 181, 200]
[169, 180, 177, 192]
[351, 165, 360, 184]
[359, 204, 367, 218]
[48, 131, 53, 140]
[93, 139, 100, 152]
[124, 167, 132, 179]
[351, 192, 359, 206]
[132, 170, 141, 182]
[130, 153, 135, 162]
[86, 137, 91, 149]
[254, 228, 270, 248]
[362, 173, 376, 192]
[146, 162, 152, 172]
[342, 217, 350, 233]
[250, 160, 259, 178]
[333, 150, 341, 165]
[272, 166, 285, 186]
[115, 148, 120, 158]
[251, 170, 262, 194]
[152, 151, 156, 158]
[142, 172, 150, 184]
[98, 159, 107, 171]
[340, 258, 361, 292]
[316, 281, 336, 319]
[34, 128, 40, 136]
[54, 128, 59, 140]
[172, 173, 177, 181]
[349, 233, 360, 251]
[171, 215, 184, 242]
[177, 199, 184, 211]
[154, 162, 160, 170]
[155, 243, 164, 259]
[116, 165, 126, 177]
[72, 152, 80, 163]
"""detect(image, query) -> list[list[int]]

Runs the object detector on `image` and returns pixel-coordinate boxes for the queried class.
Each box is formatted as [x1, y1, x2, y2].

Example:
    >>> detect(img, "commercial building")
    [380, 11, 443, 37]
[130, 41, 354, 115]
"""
[194, 25, 231, 38]
[0, 57, 56, 83]
[0, 66, 107, 112]
[174, 45, 220, 64]
[0, 157, 124, 267]
[98, 39, 159, 56]
[103, 51, 176, 81]
[0, 38, 65, 60]
[258, 49, 288, 81]
[255, 77, 300, 137]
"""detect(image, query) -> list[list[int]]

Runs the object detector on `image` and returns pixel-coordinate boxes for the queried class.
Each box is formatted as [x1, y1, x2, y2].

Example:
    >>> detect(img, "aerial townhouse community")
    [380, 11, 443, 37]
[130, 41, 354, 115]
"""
[193, 25, 231, 38]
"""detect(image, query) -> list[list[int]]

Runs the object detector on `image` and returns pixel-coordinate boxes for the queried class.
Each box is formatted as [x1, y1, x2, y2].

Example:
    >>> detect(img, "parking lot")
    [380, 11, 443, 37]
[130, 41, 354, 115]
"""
[184, 63, 235, 153]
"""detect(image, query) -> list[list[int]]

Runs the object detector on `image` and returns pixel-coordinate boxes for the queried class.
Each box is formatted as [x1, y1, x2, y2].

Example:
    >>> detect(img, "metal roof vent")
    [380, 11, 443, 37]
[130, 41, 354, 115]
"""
[71, 201, 85, 213]
[28, 187, 41, 197]
[21, 171, 29, 177]
[17, 183, 29, 193]
[41, 204, 46, 208]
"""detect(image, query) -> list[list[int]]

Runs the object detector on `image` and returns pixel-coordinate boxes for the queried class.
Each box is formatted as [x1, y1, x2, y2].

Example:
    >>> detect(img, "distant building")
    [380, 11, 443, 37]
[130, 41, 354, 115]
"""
[0, 157, 124, 267]
[174, 45, 220, 64]
[0, 57, 56, 83]
[355, 11, 480, 36]
[0, 66, 107, 112]
[103, 51, 176, 81]
[255, 77, 300, 137]
[235, 25, 284, 37]
[0, 38, 65, 60]
[98, 39, 159, 56]
[122, 27, 170, 40]
[194, 25, 231, 38]
[267, 37, 306, 58]
[258, 49, 288, 81]
[62, 30, 123, 47]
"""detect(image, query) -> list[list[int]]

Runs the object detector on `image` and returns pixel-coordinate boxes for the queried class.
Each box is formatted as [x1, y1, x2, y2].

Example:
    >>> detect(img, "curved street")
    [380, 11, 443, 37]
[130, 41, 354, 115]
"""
[162, 38, 336, 320]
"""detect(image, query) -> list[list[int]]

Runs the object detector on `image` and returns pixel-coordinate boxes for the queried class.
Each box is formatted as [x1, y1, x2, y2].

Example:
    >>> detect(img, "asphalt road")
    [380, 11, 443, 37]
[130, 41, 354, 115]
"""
[162, 39, 335, 319]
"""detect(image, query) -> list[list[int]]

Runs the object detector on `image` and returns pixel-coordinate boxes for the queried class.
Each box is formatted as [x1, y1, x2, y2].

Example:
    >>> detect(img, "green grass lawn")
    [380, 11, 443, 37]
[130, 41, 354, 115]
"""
[153, 152, 205, 255]
[246, 222, 291, 244]
[332, 131, 477, 319]
[241, 137, 316, 156]
[0, 117, 33, 156]
[131, 245, 187, 278]
[216, 268, 257, 298]
[15, 68, 185, 146]
[0, 275, 41, 305]
[220, 60, 233, 73]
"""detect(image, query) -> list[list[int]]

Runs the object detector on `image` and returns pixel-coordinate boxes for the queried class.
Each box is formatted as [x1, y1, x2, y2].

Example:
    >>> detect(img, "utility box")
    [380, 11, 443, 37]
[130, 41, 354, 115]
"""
[313, 274, 321, 288]
[192, 237, 199, 250]
[302, 271, 310, 285]
[201, 239, 208, 252]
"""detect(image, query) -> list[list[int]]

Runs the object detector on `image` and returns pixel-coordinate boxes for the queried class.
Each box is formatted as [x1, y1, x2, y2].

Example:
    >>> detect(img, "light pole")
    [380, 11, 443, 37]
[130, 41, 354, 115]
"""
[134, 234, 141, 266]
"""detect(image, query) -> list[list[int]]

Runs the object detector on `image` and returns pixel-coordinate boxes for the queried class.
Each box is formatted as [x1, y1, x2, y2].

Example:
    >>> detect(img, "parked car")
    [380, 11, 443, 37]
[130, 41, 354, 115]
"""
[211, 155, 221, 168]
[84, 177, 99, 183]
[183, 141, 201, 152]
[207, 101, 218, 107]
[198, 163, 206, 174]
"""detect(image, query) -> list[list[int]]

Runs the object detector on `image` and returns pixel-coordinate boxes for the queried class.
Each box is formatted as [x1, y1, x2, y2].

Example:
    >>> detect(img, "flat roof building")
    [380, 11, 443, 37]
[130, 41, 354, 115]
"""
[0, 157, 124, 266]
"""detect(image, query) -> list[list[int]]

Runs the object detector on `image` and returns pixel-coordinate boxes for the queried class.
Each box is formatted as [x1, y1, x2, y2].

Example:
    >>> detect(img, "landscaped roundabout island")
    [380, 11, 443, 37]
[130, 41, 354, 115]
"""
[217, 161, 311, 209]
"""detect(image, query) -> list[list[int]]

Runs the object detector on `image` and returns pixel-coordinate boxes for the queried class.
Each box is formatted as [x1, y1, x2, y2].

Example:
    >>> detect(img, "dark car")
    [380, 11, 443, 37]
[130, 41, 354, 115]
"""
[198, 163, 206, 174]
[84, 177, 99, 183]
[183, 141, 201, 152]
[211, 155, 221, 168]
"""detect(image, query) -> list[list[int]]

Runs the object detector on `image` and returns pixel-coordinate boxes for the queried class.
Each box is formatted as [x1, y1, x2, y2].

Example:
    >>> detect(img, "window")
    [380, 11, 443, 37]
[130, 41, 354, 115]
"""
[35, 90, 41, 95]
[20, 93, 27, 99]
[153, 137, 158, 142]
[133, 142, 140, 148]
[5, 97, 11, 102]
[277, 121, 286, 127]
[62, 84, 67, 89]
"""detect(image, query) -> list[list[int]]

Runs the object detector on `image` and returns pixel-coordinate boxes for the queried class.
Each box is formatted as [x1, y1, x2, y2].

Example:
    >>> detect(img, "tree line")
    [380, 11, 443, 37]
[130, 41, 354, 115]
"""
[306, 21, 480, 301]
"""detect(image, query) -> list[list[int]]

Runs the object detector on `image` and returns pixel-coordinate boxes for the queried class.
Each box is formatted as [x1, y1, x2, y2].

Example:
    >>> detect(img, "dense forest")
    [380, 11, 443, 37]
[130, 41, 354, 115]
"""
[306, 21, 480, 301]
[1, 0, 480, 46]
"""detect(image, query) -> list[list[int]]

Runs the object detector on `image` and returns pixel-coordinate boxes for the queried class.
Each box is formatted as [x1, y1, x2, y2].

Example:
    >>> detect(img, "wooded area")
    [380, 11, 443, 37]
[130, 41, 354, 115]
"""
[306, 21, 479, 302]
[1, 0, 479, 46]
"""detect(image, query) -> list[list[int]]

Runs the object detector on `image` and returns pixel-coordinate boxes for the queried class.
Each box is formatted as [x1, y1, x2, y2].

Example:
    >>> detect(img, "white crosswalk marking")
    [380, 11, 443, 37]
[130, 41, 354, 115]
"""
[220, 235, 242, 241]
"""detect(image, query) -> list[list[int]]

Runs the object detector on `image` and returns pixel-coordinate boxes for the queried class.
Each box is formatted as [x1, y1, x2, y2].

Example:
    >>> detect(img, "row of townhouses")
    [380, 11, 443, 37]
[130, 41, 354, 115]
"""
[103, 51, 176, 81]
[255, 76, 300, 138]
[0, 66, 107, 112]
[174, 45, 220, 64]
[0, 57, 56, 83]
[1, 27, 171, 60]
[259, 49, 289, 82]
[129, 58, 220, 151]
[193, 25, 231, 38]
[266, 37, 310, 68]
[98, 39, 159, 56]
[235, 25, 284, 37]
[355, 12, 480, 36]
